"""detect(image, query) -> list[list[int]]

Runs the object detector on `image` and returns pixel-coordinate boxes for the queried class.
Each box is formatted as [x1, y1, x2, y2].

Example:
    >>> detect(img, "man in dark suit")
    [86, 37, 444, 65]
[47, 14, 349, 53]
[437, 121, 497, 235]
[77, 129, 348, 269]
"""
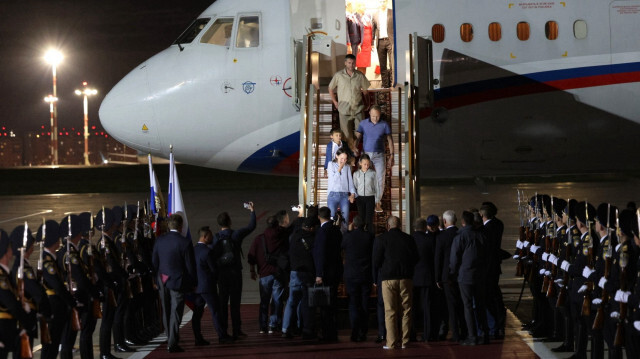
[313, 206, 343, 342]
[480, 202, 506, 339]
[152, 214, 196, 353]
[450, 211, 490, 346]
[192, 226, 230, 345]
[412, 216, 438, 342]
[341, 216, 374, 342]
[435, 210, 465, 342]
[373, 0, 394, 87]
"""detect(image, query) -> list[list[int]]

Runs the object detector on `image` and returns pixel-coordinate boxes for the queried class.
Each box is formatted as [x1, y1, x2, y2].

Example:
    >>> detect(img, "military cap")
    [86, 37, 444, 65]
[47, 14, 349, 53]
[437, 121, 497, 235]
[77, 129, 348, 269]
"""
[95, 208, 115, 231]
[9, 225, 35, 254]
[552, 197, 567, 217]
[619, 209, 638, 238]
[78, 212, 93, 235]
[566, 199, 579, 220]
[575, 201, 596, 225]
[596, 203, 617, 229]
[112, 206, 124, 223]
[59, 214, 83, 238]
[541, 195, 551, 216]
[0, 229, 11, 258]
[126, 204, 138, 221]
[36, 220, 61, 247]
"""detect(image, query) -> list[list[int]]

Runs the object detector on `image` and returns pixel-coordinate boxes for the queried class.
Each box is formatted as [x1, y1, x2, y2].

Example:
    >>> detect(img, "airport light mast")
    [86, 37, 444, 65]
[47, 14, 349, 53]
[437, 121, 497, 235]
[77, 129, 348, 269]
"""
[43, 94, 58, 164]
[75, 82, 98, 165]
[44, 49, 63, 165]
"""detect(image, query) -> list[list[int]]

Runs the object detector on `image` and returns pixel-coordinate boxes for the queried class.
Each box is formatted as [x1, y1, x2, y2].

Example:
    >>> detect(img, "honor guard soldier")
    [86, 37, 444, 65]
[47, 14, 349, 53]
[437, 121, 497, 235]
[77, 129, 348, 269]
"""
[38, 219, 77, 359]
[58, 215, 100, 359]
[9, 224, 52, 356]
[0, 229, 37, 359]
[604, 209, 639, 359]
[95, 207, 125, 359]
[558, 201, 596, 359]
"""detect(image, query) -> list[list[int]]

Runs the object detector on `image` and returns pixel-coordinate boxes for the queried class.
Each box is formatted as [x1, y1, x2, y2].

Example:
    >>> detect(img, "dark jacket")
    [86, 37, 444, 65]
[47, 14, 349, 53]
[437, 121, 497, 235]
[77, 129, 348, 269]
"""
[450, 225, 487, 285]
[248, 227, 289, 278]
[435, 226, 458, 284]
[342, 228, 374, 283]
[373, 228, 419, 281]
[289, 228, 316, 275]
[152, 230, 197, 292]
[413, 230, 437, 287]
[211, 211, 257, 272]
[483, 218, 504, 277]
[11, 258, 51, 318]
[313, 221, 343, 285]
[194, 242, 217, 294]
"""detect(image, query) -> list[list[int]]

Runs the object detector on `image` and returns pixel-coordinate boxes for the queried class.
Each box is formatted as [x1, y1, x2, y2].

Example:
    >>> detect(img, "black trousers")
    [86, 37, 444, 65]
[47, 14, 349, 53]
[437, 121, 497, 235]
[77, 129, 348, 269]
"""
[218, 269, 243, 336]
[356, 196, 376, 236]
[0, 318, 18, 359]
[42, 295, 69, 359]
[346, 279, 371, 339]
[192, 292, 225, 339]
[412, 286, 433, 341]
[100, 287, 116, 355]
[113, 285, 129, 346]
[377, 37, 394, 88]
[376, 278, 386, 337]
[443, 281, 466, 340]
[459, 282, 489, 341]
[318, 284, 339, 340]
[485, 273, 506, 334]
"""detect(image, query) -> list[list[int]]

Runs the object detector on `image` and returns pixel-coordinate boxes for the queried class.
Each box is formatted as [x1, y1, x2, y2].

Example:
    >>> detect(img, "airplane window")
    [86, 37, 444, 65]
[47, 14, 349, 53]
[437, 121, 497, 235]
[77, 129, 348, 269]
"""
[488, 22, 502, 41]
[236, 16, 260, 48]
[432, 24, 445, 43]
[517, 22, 530, 41]
[201, 18, 234, 46]
[574, 20, 587, 39]
[174, 18, 211, 45]
[545, 21, 559, 40]
[460, 23, 473, 42]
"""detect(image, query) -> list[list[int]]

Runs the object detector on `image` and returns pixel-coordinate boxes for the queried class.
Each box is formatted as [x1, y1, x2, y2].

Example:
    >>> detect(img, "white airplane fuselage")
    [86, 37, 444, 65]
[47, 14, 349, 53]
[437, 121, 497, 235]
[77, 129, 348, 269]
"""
[99, 0, 640, 178]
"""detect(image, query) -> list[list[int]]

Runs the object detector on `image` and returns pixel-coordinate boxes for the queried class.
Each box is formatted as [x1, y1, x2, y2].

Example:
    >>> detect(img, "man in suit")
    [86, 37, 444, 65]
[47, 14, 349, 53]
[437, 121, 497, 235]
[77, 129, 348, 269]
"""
[435, 210, 465, 342]
[450, 211, 490, 346]
[152, 214, 197, 353]
[373, 216, 419, 349]
[192, 226, 230, 345]
[341, 216, 374, 342]
[373, 0, 394, 88]
[313, 206, 343, 342]
[412, 216, 438, 342]
[480, 202, 506, 339]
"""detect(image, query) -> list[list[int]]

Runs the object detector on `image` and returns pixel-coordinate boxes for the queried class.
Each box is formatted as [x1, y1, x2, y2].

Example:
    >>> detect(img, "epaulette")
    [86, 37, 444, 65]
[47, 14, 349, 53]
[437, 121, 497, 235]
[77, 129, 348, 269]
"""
[44, 261, 57, 275]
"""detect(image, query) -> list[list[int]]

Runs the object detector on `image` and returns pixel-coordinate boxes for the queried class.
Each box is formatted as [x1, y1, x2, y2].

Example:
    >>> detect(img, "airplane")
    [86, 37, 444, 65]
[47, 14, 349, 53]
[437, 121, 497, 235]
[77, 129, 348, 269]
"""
[99, 0, 640, 179]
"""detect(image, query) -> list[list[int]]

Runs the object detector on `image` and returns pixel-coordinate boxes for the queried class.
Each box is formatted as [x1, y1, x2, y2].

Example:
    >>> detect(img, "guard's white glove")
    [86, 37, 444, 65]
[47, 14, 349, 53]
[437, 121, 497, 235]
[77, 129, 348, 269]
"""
[524, 241, 530, 248]
[555, 278, 564, 286]
[634, 321, 640, 332]
[592, 298, 603, 305]
[542, 252, 549, 261]
[23, 302, 31, 314]
[582, 267, 595, 279]
[516, 240, 524, 249]
[578, 284, 588, 293]
[530, 244, 540, 253]
[557, 284, 564, 289]
[598, 277, 607, 289]
[539, 268, 546, 275]
[610, 311, 620, 319]
[545, 270, 551, 276]
[0, 341, 4, 348]
[614, 290, 630, 303]
[560, 260, 571, 272]
[513, 255, 520, 260]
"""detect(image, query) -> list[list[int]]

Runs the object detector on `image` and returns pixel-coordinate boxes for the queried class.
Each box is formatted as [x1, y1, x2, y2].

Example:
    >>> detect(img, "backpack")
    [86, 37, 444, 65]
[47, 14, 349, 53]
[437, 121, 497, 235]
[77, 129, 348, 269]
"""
[216, 233, 236, 268]
[261, 234, 290, 283]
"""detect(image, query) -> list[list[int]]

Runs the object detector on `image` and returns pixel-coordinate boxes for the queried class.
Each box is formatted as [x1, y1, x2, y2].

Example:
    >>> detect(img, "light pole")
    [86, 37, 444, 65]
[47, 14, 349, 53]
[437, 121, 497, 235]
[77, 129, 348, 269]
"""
[44, 49, 63, 165]
[75, 82, 98, 165]
[43, 95, 58, 163]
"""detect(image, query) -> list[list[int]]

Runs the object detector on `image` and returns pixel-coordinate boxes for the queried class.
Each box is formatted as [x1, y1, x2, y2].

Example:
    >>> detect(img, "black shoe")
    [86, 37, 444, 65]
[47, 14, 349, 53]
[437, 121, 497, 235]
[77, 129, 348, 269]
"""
[219, 336, 234, 344]
[302, 332, 317, 340]
[233, 330, 248, 340]
[494, 330, 505, 340]
[100, 354, 121, 359]
[542, 337, 561, 343]
[168, 345, 185, 353]
[114, 344, 137, 353]
[551, 344, 573, 352]
[350, 335, 360, 342]
[461, 337, 477, 346]
[282, 332, 294, 339]
[375, 336, 385, 343]
[195, 338, 210, 346]
[358, 334, 367, 342]
[482, 335, 490, 345]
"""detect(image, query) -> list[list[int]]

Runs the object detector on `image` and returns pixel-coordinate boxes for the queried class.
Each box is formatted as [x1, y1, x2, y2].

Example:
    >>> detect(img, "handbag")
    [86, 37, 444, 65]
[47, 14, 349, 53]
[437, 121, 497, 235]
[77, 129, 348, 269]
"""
[308, 284, 331, 307]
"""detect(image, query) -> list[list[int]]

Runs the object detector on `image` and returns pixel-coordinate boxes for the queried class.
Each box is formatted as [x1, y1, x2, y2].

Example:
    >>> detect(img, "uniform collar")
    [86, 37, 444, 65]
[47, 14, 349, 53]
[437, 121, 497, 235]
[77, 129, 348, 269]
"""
[44, 248, 57, 261]
[0, 262, 10, 274]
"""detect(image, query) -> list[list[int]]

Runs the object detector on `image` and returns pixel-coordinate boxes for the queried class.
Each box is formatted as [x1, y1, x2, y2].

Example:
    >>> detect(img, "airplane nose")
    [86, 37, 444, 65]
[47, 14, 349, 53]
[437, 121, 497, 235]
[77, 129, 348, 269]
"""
[99, 63, 160, 152]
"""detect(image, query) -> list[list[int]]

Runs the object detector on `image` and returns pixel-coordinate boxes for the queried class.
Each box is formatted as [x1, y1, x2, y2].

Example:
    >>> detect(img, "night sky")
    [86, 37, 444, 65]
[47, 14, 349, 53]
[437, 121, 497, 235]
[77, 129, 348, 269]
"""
[0, 0, 214, 132]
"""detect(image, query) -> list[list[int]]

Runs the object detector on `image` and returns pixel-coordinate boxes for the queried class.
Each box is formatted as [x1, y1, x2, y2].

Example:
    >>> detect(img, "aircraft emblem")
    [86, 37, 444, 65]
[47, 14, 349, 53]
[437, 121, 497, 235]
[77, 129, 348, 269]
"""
[270, 75, 282, 86]
[242, 81, 256, 94]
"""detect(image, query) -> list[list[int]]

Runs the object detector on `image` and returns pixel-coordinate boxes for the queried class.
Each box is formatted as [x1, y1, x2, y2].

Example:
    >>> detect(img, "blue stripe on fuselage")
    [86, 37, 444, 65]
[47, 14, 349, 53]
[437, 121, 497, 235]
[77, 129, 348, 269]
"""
[237, 131, 300, 174]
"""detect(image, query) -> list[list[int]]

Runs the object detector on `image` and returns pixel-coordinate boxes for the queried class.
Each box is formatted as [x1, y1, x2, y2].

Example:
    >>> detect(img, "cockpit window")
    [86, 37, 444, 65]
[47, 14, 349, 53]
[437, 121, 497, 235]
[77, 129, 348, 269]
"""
[235, 15, 260, 48]
[201, 18, 234, 46]
[174, 18, 210, 45]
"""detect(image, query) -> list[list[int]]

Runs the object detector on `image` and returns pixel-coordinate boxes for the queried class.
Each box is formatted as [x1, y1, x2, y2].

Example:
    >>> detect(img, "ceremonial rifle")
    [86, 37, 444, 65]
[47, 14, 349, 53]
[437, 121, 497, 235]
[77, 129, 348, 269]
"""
[101, 207, 117, 307]
[65, 215, 82, 331]
[85, 212, 102, 319]
[593, 205, 613, 330]
[581, 201, 594, 317]
[556, 198, 572, 308]
[36, 218, 52, 344]
[132, 201, 144, 294]
[613, 210, 629, 347]
[17, 222, 33, 359]
[121, 203, 133, 299]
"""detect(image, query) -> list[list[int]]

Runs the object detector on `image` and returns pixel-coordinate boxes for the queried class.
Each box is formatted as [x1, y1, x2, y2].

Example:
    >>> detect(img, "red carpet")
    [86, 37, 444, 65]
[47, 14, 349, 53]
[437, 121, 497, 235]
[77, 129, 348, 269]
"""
[145, 304, 539, 359]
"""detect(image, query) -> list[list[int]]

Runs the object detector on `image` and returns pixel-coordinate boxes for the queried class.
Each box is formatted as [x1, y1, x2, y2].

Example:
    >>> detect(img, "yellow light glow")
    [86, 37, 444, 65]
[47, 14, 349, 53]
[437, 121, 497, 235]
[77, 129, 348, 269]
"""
[44, 49, 63, 66]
